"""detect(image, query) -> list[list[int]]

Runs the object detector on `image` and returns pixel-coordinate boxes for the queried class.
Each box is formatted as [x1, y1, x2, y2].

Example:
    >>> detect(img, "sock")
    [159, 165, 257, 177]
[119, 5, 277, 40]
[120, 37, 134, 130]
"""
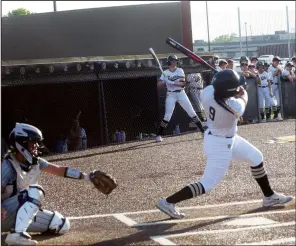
[265, 107, 271, 119]
[251, 162, 274, 197]
[166, 182, 205, 204]
[272, 106, 278, 119]
[276, 106, 281, 118]
[157, 120, 168, 136]
[192, 116, 204, 133]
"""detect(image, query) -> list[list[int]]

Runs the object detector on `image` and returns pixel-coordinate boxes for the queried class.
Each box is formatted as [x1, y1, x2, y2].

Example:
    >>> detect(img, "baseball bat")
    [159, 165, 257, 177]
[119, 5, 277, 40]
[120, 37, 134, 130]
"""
[149, 48, 174, 85]
[149, 48, 164, 74]
[165, 37, 217, 73]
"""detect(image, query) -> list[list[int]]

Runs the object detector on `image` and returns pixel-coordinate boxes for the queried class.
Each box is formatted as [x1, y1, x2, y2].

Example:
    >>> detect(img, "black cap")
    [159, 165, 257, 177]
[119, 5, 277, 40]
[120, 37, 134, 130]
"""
[291, 56, 296, 61]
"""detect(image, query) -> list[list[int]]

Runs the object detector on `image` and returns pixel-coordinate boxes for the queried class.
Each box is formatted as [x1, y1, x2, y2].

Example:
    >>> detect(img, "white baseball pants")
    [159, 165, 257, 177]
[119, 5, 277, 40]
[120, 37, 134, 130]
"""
[257, 86, 276, 108]
[200, 130, 263, 192]
[164, 90, 196, 121]
[272, 84, 281, 106]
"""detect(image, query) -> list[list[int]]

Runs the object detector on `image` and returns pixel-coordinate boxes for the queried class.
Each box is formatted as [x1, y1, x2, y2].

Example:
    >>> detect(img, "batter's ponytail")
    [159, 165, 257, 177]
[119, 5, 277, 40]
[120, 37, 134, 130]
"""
[214, 92, 243, 121]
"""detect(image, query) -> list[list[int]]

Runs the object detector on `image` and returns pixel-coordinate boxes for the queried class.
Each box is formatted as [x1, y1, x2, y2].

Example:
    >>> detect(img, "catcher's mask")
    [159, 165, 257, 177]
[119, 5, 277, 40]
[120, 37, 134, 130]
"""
[212, 69, 240, 99]
[9, 123, 43, 165]
[167, 55, 179, 66]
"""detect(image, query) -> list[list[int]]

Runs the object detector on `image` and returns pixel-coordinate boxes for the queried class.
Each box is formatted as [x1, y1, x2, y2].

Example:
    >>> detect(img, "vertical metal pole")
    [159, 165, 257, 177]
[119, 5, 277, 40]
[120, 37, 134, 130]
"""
[238, 7, 243, 57]
[53, 1, 57, 12]
[286, 6, 291, 58]
[206, 1, 211, 52]
[245, 22, 248, 57]
[100, 81, 109, 144]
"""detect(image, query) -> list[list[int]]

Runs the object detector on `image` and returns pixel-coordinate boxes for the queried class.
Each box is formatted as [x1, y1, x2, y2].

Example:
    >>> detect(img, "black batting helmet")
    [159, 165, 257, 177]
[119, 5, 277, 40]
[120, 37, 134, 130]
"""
[167, 55, 179, 66]
[256, 62, 265, 69]
[212, 69, 240, 98]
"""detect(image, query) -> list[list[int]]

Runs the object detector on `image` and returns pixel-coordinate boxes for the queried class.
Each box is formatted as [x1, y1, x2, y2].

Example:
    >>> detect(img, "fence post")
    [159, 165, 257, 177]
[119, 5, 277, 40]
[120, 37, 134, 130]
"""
[100, 80, 109, 144]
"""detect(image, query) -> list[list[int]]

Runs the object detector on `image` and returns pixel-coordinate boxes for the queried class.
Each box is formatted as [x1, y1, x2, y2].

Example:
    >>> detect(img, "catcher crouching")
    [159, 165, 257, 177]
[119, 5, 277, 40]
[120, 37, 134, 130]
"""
[1, 123, 117, 246]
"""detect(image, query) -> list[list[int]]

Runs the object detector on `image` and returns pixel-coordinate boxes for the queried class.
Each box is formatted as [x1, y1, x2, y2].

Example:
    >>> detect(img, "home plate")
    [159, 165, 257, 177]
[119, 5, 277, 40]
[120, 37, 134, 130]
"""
[223, 217, 277, 226]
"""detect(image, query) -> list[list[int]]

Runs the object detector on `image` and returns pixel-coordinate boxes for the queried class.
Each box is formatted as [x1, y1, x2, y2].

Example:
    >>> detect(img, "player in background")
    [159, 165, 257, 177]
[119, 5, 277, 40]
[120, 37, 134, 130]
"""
[256, 62, 277, 122]
[155, 70, 293, 219]
[226, 59, 235, 70]
[155, 55, 204, 142]
[215, 59, 228, 72]
[186, 73, 206, 122]
[250, 57, 258, 66]
[268, 57, 283, 121]
[282, 62, 296, 82]
[1, 123, 94, 245]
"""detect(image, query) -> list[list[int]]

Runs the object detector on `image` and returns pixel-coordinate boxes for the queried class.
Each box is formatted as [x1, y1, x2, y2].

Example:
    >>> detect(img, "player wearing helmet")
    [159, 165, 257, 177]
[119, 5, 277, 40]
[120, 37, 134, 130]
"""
[155, 70, 292, 219]
[155, 55, 204, 142]
[1, 123, 94, 245]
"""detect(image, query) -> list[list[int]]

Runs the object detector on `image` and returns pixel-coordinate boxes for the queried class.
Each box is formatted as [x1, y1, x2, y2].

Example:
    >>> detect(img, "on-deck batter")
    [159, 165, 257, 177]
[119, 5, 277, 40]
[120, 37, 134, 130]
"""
[155, 55, 204, 142]
[155, 69, 292, 219]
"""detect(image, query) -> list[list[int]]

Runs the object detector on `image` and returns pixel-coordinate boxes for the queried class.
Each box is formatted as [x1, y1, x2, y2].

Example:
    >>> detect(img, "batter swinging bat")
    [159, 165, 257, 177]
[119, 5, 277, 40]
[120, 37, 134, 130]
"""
[165, 37, 217, 73]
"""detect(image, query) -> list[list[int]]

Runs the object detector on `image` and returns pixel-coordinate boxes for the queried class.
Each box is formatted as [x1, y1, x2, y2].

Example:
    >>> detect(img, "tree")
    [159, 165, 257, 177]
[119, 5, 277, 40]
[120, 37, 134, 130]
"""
[4, 8, 33, 17]
[212, 33, 237, 43]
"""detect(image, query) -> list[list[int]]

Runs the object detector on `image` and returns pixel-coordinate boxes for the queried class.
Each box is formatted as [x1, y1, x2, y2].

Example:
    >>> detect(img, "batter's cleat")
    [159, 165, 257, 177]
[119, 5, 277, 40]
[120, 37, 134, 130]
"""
[5, 232, 38, 245]
[263, 192, 293, 207]
[156, 198, 185, 219]
[155, 136, 163, 143]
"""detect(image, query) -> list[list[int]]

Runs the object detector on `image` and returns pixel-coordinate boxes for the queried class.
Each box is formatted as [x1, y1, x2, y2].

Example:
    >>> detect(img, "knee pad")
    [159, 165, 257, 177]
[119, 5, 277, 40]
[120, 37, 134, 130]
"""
[15, 185, 45, 233]
[48, 211, 70, 235]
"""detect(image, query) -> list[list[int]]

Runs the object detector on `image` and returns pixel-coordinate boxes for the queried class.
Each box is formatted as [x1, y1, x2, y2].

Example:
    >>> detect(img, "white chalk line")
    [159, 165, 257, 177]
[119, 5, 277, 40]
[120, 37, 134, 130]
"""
[68, 198, 275, 220]
[152, 221, 295, 239]
[113, 214, 137, 227]
[133, 209, 295, 227]
[112, 213, 175, 246]
[234, 237, 296, 245]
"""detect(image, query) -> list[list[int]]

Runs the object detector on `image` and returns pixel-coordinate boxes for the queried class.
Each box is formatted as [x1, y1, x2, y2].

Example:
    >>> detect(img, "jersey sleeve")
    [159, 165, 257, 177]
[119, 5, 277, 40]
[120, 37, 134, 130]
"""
[178, 68, 185, 80]
[227, 98, 247, 117]
[38, 157, 49, 170]
[1, 160, 15, 186]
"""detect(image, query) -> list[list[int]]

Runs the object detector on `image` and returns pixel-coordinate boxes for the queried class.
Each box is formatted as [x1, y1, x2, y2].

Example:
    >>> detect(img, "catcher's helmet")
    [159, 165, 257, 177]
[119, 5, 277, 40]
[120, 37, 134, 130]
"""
[9, 123, 43, 165]
[167, 55, 179, 66]
[212, 69, 240, 98]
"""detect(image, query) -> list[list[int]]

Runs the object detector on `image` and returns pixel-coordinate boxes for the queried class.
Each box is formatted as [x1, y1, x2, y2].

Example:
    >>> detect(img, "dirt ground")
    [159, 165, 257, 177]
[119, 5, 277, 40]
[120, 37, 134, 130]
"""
[2, 120, 295, 245]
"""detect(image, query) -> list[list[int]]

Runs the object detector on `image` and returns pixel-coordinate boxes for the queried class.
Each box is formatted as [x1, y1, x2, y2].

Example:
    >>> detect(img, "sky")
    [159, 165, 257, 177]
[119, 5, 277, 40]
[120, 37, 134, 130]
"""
[2, 1, 295, 42]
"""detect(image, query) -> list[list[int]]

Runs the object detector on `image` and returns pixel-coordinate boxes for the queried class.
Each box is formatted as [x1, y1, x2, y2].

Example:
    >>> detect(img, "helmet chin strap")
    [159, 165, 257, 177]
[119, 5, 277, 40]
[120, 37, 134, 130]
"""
[15, 142, 37, 165]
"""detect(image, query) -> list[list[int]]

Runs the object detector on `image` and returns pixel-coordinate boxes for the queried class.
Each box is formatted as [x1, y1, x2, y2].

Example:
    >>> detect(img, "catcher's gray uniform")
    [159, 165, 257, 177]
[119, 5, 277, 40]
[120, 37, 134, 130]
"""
[1, 154, 69, 234]
[186, 73, 205, 118]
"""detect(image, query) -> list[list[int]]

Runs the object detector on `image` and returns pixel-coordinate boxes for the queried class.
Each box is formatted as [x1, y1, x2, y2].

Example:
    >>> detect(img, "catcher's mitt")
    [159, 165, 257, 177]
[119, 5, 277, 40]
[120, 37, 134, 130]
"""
[89, 170, 118, 195]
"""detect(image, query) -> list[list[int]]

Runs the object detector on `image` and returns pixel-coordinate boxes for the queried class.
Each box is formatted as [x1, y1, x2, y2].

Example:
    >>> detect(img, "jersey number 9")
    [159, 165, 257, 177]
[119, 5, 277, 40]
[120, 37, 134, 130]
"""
[209, 106, 216, 121]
